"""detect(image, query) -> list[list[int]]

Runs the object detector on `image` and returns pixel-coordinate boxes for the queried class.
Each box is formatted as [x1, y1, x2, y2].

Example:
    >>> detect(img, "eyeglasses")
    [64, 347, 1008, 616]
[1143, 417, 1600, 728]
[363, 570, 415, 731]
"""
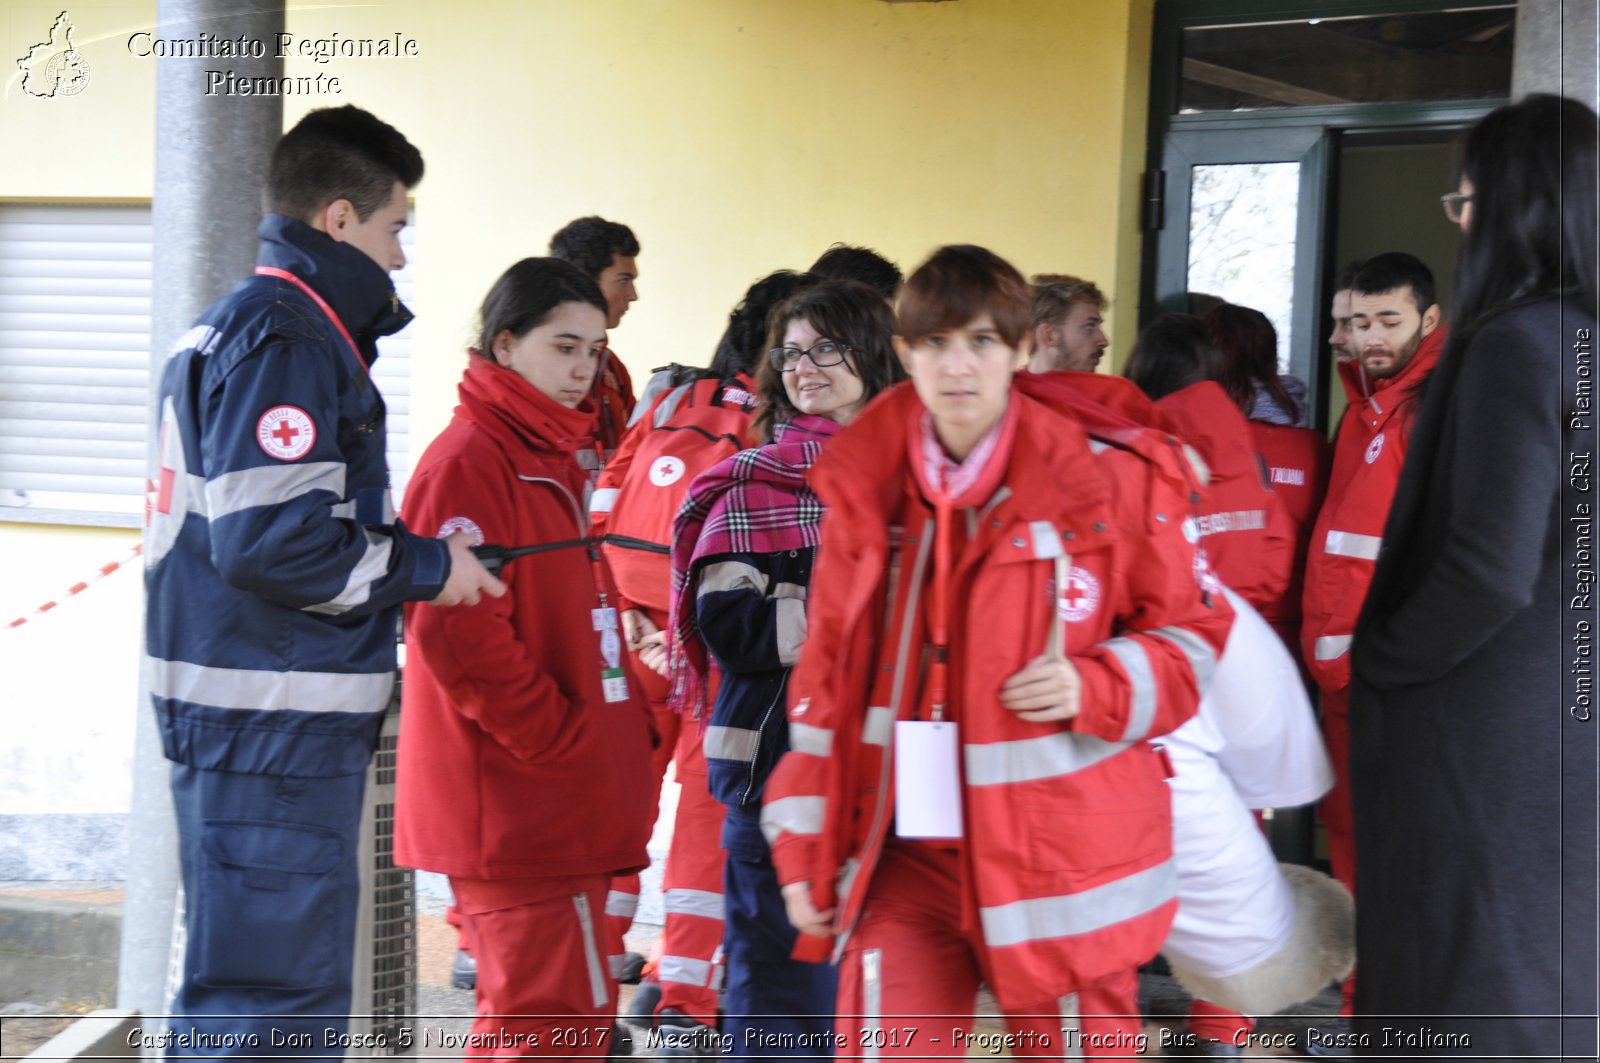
[768, 339, 851, 373]
[1440, 192, 1473, 224]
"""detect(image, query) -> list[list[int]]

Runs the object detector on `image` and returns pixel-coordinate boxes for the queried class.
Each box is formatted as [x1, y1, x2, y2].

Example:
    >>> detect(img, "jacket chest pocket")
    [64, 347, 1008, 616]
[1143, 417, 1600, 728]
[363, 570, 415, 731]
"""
[973, 519, 1119, 663]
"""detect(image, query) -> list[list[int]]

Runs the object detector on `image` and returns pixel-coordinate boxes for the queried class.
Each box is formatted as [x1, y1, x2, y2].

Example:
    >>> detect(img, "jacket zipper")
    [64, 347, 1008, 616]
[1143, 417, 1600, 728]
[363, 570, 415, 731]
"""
[742, 680, 786, 805]
[517, 475, 585, 535]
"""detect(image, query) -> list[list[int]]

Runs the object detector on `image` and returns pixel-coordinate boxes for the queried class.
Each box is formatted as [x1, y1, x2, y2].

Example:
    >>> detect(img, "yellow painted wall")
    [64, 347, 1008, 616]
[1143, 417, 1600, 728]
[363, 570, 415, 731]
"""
[0, 0, 1154, 816]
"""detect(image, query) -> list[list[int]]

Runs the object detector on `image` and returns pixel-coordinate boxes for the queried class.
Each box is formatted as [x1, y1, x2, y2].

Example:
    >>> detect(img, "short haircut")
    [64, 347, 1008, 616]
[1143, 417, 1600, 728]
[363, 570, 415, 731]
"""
[265, 105, 423, 223]
[474, 257, 607, 361]
[808, 244, 903, 300]
[754, 280, 906, 439]
[898, 245, 1032, 349]
[549, 216, 640, 282]
[1123, 313, 1220, 401]
[1332, 259, 1365, 294]
[709, 270, 819, 378]
[1351, 252, 1436, 313]
[1030, 273, 1106, 328]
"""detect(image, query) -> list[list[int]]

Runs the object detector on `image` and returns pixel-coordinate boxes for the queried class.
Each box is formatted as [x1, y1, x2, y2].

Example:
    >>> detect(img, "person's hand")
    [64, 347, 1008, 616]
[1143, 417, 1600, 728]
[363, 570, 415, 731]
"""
[622, 608, 659, 651]
[637, 630, 670, 677]
[430, 533, 508, 607]
[780, 881, 835, 937]
[999, 654, 1082, 722]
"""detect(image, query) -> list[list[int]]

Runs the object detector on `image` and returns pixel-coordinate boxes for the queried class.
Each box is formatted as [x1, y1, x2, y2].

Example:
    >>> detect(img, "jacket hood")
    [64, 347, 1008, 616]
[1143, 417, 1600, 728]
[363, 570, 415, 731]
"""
[1156, 381, 1261, 479]
[256, 213, 412, 351]
[456, 358, 598, 464]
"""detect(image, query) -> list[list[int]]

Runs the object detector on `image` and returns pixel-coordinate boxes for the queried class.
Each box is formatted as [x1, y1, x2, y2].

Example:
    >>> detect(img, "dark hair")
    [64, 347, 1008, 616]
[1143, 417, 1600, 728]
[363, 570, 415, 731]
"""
[808, 244, 902, 300]
[754, 280, 905, 439]
[473, 258, 607, 361]
[265, 105, 424, 222]
[1030, 273, 1106, 327]
[1124, 314, 1220, 401]
[549, 216, 640, 281]
[708, 270, 819, 378]
[1450, 93, 1598, 330]
[897, 245, 1032, 349]
[1351, 251, 1437, 314]
[1204, 303, 1298, 420]
[1332, 259, 1366, 294]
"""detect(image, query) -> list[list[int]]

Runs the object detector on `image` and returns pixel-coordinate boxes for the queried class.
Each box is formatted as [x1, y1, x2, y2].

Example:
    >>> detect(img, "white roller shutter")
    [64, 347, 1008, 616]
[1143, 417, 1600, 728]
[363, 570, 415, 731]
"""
[0, 203, 417, 525]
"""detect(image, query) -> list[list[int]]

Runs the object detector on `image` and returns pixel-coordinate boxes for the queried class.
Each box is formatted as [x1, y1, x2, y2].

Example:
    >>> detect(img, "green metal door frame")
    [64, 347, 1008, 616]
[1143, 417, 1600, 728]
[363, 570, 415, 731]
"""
[1141, 0, 1510, 428]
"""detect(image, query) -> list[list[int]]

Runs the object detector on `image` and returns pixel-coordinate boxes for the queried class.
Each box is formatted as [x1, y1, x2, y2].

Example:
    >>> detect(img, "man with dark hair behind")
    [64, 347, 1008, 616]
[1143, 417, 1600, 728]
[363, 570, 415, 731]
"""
[807, 242, 902, 300]
[550, 215, 641, 463]
[1027, 273, 1110, 373]
[145, 105, 504, 1055]
[1299, 250, 1444, 1050]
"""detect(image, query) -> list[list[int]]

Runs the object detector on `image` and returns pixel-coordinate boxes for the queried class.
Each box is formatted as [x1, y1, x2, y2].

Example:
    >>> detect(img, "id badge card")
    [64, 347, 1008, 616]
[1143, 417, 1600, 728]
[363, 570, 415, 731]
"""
[893, 720, 963, 839]
[593, 607, 630, 704]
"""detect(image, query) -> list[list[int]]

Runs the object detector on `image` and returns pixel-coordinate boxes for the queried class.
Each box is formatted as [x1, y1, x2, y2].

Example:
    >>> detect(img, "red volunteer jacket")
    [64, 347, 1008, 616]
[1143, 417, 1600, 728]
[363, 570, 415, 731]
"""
[590, 373, 761, 612]
[1301, 327, 1446, 692]
[1248, 421, 1330, 629]
[762, 380, 1233, 1008]
[1156, 382, 1295, 614]
[396, 360, 656, 879]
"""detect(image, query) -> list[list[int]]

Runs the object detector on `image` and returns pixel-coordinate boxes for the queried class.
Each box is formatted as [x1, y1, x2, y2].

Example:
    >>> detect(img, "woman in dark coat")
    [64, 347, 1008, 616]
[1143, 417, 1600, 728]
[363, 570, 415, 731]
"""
[1349, 94, 1598, 1060]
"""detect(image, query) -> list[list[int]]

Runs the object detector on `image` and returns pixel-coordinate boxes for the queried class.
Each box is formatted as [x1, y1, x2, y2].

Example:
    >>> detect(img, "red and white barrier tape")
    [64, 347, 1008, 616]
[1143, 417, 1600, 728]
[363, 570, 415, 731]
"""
[6, 543, 143, 630]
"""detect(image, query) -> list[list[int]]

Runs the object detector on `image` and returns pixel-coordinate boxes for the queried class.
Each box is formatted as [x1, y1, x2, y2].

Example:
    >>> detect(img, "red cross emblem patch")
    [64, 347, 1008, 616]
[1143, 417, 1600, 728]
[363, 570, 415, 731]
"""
[1055, 565, 1102, 624]
[256, 406, 316, 461]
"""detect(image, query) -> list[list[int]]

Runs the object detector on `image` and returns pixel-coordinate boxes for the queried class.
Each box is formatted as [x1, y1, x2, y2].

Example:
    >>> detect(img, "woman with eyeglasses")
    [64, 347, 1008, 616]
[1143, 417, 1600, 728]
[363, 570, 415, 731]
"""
[668, 279, 905, 1059]
[1349, 94, 1598, 1058]
[762, 246, 1232, 1057]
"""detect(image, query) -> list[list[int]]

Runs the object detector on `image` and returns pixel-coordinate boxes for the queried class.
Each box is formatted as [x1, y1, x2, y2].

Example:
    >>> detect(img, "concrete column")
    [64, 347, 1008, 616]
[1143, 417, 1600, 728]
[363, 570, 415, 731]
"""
[119, 0, 284, 1023]
[1512, 0, 1599, 113]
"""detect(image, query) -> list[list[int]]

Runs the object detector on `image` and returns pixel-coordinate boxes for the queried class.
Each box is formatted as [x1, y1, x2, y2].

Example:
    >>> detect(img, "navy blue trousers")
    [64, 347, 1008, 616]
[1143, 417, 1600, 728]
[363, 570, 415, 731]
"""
[722, 810, 838, 1062]
[166, 763, 366, 1060]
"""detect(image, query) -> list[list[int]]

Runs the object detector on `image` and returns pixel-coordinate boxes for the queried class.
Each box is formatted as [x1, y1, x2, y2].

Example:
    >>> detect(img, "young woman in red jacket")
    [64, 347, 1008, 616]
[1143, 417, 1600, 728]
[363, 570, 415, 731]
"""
[396, 257, 657, 1058]
[762, 246, 1231, 1059]
[1202, 304, 1331, 656]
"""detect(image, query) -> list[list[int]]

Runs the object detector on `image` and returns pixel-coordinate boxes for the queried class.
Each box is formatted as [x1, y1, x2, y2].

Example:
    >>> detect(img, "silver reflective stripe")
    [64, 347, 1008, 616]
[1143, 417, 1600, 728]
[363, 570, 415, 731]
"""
[1102, 637, 1158, 742]
[1061, 994, 1083, 1062]
[608, 953, 630, 980]
[170, 323, 219, 357]
[964, 732, 1132, 787]
[697, 559, 766, 596]
[572, 893, 609, 1009]
[589, 487, 620, 515]
[1030, 520, 1065, 560]
[979, 859, 1176, 948]
[889, 521, 935, 715]
[1325, 529, 1382, 561]
[1147, 624, 1219, 694]
[654, 381, 694, 427]
[605, 889, 637, 919]
[789, 720, 834, 757]
[146, 656, 393, 714]
[775, 598, 808, 665]
[836, 857, 861, 907]
[1087, 439, 1111, 455]
[1315, 634, 1353, 661]
[304, 531, 392, 616]
[861, 705, 894, 747]
[658, 955, 713, 987]
[665, 888, 725, 921]
[205, 461, 346, 520]
[703, 726, 760, 764]
[760, 795, 824, 845]
[861, 948, 883, 1062]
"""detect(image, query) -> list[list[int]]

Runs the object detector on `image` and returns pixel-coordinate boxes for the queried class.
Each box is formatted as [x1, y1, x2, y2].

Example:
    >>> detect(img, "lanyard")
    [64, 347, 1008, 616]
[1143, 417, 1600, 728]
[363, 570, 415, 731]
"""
[255, 266, 370, 373]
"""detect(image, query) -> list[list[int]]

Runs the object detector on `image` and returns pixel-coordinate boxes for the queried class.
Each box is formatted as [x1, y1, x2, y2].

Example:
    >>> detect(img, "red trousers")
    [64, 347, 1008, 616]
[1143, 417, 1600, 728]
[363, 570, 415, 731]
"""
[654, 726, 728, 1024]
[451, 874, 619, 1060]
[1317, 684, 1356, 1015]
[835, 843, 1147, 1060]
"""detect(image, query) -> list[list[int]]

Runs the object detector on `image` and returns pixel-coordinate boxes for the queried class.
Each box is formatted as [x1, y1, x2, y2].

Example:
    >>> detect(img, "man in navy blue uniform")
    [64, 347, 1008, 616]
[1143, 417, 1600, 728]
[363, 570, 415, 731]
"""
[144, 105, 503, 1056]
